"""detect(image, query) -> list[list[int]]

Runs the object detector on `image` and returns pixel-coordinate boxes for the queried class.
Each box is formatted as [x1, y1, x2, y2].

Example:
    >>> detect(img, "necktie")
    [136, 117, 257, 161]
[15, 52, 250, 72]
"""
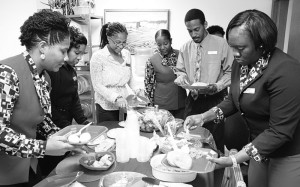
[191, 44, 202, 100]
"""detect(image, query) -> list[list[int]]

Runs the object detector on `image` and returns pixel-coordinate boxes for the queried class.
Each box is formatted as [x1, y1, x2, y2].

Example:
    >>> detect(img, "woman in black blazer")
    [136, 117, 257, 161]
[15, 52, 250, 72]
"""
[184, 9, 300, 187]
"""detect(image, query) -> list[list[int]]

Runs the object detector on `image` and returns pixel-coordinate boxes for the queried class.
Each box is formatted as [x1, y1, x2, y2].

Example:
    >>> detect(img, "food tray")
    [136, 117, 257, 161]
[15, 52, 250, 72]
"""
[52, 124, 108, 144]
[161, 148, 218, 173]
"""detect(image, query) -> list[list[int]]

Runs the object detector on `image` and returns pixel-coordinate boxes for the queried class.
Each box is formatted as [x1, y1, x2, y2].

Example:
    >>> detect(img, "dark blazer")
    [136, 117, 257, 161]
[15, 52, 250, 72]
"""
[218, 48, 300, 158]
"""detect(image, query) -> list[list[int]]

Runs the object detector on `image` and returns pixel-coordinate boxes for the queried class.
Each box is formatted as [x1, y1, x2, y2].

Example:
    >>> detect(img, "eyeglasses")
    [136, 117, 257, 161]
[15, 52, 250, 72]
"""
[108, 37, 127, 48]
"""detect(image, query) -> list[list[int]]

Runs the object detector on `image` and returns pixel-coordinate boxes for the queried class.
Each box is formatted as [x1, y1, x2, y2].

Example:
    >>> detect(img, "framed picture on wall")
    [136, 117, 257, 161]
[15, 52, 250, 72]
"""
[104, 9, 170, 54]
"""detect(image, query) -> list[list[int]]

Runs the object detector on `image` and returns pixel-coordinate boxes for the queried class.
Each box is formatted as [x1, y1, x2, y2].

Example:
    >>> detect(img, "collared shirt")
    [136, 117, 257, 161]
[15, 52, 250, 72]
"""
[176, 34, 234, 92]
[90, 45, 132, 110]
[0, 52, 59, 158]
[47, 62, 87, 125]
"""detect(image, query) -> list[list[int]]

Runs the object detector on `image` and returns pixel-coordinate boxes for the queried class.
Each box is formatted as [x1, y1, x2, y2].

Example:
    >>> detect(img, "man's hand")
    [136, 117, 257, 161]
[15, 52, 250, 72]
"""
[206, 84, 218, 95]
[174, 76, 190, 86]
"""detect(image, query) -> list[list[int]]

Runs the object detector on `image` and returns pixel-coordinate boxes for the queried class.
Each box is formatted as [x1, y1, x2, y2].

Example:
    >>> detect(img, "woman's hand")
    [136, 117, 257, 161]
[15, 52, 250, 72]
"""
[45, 136, 84, 156]
[115, 97, 128, 109]
[207, 156, 233, 169]
[183, 114, 204, 131]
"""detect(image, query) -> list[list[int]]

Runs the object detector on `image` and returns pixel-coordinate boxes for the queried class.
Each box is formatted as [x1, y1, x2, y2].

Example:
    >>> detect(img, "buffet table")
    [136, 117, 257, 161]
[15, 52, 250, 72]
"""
[35, 121, 224, 187]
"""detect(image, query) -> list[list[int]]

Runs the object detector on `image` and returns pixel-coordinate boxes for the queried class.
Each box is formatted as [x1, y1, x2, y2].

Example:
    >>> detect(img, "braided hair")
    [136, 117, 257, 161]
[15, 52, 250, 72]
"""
[19, 9, 70, 50]
[99, 22, 128, 49]
[68, 26, 87, 53]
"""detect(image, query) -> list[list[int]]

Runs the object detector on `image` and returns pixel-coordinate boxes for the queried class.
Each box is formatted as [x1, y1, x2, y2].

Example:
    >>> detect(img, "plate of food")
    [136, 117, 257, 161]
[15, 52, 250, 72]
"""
[67, 132, 92, 145]
[161, 148, 218, 173]
[159, 133, 204, 154]
[181, 82, 209, 90]
[52, 125, 108, 146]
[87, 135, 115, 152]
[137, 108, 175, 133]
[79, 152, 115, 171]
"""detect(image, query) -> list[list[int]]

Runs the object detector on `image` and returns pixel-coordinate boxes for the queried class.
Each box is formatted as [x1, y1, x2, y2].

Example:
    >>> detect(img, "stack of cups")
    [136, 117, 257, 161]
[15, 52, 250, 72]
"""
[115, 128, 130, 163]
[137, 136, 152, 162]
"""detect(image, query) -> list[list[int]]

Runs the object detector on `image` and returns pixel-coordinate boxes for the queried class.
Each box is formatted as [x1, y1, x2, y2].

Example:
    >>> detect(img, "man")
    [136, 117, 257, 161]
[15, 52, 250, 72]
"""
[207, 25, 225, 38]
[175, 9, 234, 152]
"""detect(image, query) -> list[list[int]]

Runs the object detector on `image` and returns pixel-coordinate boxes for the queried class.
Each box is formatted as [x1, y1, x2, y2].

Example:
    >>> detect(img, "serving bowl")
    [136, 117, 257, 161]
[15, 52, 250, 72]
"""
[150, 154, 196, 183]
[99, 171, 147, 187]
[79, 151, 115, 171]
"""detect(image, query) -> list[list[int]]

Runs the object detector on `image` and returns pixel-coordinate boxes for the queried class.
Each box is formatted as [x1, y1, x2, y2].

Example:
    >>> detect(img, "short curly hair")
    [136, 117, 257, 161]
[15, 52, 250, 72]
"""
[207, 25, 225, 37]
[184, 9, 206, 25]
[19, 9, 70, 50]
[68, 26, 87, 52]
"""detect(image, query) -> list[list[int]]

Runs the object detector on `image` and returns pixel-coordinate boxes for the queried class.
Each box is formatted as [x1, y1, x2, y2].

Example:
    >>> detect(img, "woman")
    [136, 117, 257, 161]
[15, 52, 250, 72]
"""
[47, 26, 90, 128]
[90, 22, 131, 123]
[39, 26, 90, 176]
[0, 10, 82, 186]
[144, 29, 186, 119]
[184, 10, 300, 187]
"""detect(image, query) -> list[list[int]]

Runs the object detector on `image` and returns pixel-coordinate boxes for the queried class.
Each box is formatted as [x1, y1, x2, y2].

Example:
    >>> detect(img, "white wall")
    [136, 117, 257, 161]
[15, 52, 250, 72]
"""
[94, 0, 273, 49]
[0, 0, 273, 60]
[0, 0, 37, 60]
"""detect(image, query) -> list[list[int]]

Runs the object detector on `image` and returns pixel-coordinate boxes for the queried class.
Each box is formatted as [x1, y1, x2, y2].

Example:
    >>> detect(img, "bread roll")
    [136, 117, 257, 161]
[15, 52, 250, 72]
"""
[167, 151, 193, 170]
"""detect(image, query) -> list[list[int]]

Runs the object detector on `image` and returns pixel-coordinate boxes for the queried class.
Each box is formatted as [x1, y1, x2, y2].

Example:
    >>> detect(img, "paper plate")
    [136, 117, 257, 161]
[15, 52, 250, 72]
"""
[181, 85, 208, 90]
[106, 128, 124, 139]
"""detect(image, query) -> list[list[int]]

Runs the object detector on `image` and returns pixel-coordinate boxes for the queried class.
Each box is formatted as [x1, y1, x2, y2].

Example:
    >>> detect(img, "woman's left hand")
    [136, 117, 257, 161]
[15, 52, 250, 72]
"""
[207, 156, 233, 169]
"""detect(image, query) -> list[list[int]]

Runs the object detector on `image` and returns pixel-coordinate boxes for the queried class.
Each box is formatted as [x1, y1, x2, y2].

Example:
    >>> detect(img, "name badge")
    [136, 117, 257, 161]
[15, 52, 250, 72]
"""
[208, 51, 217, 54]
[244, 88, 255, 94]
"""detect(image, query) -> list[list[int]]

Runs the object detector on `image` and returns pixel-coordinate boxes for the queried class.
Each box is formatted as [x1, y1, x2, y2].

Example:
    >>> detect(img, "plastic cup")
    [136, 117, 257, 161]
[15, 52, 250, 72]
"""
[137, 137, 152, 162]
[116, 129, 130, 163]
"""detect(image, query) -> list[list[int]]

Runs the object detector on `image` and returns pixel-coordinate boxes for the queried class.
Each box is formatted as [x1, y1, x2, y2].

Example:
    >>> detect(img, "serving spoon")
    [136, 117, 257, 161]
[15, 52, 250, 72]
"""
[73, 122, 93, 136]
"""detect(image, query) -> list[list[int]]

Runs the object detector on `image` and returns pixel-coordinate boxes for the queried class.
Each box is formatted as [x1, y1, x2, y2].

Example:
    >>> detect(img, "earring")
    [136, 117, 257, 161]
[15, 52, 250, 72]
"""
[40, 54, 45, 60]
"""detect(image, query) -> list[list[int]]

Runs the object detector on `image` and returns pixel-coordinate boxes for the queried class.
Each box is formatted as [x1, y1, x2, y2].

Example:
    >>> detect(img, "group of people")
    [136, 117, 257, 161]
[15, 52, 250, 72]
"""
[1, 7, 300, 187]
